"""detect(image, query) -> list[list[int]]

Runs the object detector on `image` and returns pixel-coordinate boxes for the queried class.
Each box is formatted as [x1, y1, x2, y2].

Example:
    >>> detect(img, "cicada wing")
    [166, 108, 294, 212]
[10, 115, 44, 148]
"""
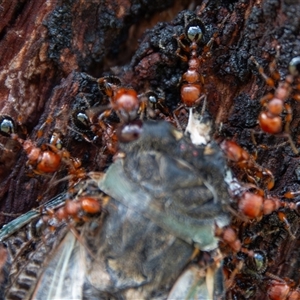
[32, 231, 85, 300]
[167, 263, 224, 300]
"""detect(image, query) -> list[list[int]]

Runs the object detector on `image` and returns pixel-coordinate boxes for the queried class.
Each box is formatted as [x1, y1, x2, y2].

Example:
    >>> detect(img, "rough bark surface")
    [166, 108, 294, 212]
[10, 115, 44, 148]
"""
[1, 0, 300, 298]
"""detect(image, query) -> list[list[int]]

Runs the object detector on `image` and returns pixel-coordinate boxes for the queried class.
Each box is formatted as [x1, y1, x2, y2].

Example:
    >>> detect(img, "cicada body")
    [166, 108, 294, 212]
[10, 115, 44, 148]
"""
[1, 121, 230, 299]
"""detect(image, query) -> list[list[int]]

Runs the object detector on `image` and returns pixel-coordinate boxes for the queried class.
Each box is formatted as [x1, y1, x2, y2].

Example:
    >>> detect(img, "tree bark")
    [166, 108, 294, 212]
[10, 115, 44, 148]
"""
[1, 0, 300, 298]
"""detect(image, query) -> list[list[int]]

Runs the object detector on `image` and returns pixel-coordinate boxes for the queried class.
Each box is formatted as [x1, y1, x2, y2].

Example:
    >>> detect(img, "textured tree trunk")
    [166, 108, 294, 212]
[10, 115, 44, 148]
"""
[0, 0, 300, 298]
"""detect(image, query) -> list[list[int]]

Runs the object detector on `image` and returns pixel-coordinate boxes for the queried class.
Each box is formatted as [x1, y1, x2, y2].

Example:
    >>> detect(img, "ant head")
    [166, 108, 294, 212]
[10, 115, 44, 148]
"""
[289, 56, 300, 76]
[145, 91, 160, 106]
[72, 110, 91, 132]
[117, 120, 143, 143]
[245, 250, 268, 274]
[0, 115, 15, 137]
[98, 76, 122, 97]
[114, 88, 139, 122]
[185, 18, 205, 43]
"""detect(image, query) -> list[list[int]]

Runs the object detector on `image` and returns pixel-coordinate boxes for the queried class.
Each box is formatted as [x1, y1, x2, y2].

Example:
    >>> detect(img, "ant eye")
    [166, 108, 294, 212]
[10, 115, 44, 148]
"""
[72, 111, 90, 131]
[187, 25, 203, 43]
[0, 115, 15, 137]
[289, 56, 300, 76]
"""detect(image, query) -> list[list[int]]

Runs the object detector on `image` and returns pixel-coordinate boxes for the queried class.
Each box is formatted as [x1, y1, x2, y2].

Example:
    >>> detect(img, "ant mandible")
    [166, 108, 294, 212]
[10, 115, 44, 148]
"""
[251, 54, 300, 154]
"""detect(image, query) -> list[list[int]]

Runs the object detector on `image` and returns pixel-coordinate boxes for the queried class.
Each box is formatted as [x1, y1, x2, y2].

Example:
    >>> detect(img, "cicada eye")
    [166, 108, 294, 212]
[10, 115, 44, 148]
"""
[289, 56, 300, 76]
[0, 115, 15, 137]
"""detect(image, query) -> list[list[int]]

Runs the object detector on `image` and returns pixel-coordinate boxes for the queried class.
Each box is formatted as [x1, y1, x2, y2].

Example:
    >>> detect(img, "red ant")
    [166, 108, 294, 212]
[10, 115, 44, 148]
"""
[251, 54, 300, 154]
[95, 76, 171, 122]
[223, 244, 300, 300]
[218, 204, 300, 300]
[267, 277, 300, 300]
[173, 17, 227, 129]
[50, 195, 102, 224]
[96, 76, 140, 123]
[221, 140, 300, 237]
[220, 139, 275, 190]
[173, 18, 207, 120]
[86, 77, 172, 153]
[0, 115, 86, 185]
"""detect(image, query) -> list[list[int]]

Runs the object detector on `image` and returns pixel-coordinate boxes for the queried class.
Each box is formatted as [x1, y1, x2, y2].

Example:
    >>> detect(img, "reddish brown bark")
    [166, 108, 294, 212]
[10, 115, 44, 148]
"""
[1, 0, 300, 298]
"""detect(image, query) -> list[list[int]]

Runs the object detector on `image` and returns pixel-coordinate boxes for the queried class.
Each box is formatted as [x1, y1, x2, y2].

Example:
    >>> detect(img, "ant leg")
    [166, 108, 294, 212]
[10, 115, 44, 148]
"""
[37, 116, 55, 138]
[250, 56, 276, 87]
[283, 103, 299, 154]
[172, 104, 185, 131]
[260, 93, 274, 106]
[292, 82, 300, 101]
[277, 211, 296, 239]
[99, 108, 113, 121]
[269, 46, 281, 82]
[201, 15, 229, 60]
[199, 94, 207, 115]
[174, 34, 189, 62]
[284, 103, 293, 133]
[137, 94, 148, 120]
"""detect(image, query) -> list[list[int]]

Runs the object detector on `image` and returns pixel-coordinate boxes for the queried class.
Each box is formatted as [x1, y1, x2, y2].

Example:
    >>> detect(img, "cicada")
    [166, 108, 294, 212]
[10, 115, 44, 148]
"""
[1, 121, 230, 299]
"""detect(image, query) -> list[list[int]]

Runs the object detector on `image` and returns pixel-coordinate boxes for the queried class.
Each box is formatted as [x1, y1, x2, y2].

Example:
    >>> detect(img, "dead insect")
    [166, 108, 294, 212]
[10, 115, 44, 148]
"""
[1, 121, 231, 299]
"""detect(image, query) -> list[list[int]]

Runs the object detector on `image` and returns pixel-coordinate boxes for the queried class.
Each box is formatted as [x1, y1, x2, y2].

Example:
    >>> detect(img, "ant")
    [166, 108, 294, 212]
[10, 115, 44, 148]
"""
[173, 18, 207, 120]
[46, 195, 102, 226]
[85, 77, 173, 153]
[96, 76, 140, 123]
[218, 193, 300, 300]
[139, 90, 173, 121]
[251, 54, 300, 154]
[0, 115, 86, 185]
[267, 278, 300, 300]
[36, 181, 105, 251]
[221, 139, 300, 236]
[221, 139, 275, 190]
[173, 16, 227, 129]
[223, 247, 300, 300]
[72, 107, 119, 154]
[95, 76, 171, 122]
